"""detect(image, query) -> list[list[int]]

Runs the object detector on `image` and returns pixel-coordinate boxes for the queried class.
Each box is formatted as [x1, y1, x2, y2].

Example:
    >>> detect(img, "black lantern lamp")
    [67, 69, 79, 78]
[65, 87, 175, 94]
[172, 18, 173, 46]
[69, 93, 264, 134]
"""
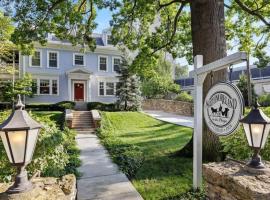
[0, 95, 42, 193]
[239, 101, 270, 169]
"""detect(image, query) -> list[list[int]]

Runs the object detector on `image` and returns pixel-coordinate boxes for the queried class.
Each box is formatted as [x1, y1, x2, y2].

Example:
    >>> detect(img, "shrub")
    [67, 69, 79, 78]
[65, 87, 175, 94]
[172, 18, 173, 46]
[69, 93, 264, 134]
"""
[0, 110, 80, 182]
[221, 107, 270, 161]
[87, 102, 116, 111]
[175, 91, 193, 103]
[258, 94, 270, 107]
[26, 101, 75, 111]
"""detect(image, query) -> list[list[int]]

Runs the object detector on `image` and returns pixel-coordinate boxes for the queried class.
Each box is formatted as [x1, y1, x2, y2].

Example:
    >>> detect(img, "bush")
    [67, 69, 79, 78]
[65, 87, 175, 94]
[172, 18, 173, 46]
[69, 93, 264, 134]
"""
[0, 110, 80, 182]
[87, 102, 116, 111]
[258, 94, 270, 107]
[26, 101, 75, 111]
[221, 107, 270, 161]
[175, 91, 193, 103]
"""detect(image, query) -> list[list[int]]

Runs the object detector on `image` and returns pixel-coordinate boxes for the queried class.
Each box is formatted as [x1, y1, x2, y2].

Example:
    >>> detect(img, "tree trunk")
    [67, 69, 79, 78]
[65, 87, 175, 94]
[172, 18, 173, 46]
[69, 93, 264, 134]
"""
[191, 0, 227, 161]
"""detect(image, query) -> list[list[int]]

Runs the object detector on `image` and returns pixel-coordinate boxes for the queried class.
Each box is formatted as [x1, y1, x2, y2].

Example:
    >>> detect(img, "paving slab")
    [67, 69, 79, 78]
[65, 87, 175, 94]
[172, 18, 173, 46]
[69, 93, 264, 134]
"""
[76, 132, 143, 200]
[143, 110, 194, 128]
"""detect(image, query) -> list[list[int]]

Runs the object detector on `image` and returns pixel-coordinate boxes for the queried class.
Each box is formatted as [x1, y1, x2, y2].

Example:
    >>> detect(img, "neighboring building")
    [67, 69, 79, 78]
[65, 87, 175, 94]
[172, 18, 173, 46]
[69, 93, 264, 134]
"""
[176, 65, 270, 97]
[18, 30, 122, 104]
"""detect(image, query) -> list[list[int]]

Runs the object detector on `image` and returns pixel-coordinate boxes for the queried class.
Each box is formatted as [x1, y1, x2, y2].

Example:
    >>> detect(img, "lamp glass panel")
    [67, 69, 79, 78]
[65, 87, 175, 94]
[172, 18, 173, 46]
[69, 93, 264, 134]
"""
[0, 132, 12, 162]
[261, 124, 270, 148]
[25, 129, 39, 163]
[250, 124, 264, 148]
[8, 130, 26, 163]
[243, 123, 252, 146]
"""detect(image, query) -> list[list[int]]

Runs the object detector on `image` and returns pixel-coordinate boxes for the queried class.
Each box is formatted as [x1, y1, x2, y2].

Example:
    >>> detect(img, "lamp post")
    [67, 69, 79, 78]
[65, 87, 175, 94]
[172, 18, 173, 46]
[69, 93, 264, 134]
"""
[240, 101, 270, 169]
[0, 95, 42, 193]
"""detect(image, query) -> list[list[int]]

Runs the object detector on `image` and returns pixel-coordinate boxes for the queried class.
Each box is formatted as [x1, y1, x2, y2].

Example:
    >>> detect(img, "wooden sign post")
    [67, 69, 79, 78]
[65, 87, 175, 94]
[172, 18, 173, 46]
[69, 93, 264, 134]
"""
[192, 52, 247, 189]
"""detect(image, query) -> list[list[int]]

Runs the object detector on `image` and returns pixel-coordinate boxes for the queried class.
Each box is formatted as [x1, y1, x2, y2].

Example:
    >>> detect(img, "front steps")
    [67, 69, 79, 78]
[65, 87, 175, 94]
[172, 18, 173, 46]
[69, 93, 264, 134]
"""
[72, 111, 95, 132]
[74, 102, 88, 111]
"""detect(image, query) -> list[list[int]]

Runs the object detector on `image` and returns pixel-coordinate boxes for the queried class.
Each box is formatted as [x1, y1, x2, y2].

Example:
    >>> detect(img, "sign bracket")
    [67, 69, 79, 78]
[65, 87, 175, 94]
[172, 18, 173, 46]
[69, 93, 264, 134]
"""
[193, 52, 247, 190]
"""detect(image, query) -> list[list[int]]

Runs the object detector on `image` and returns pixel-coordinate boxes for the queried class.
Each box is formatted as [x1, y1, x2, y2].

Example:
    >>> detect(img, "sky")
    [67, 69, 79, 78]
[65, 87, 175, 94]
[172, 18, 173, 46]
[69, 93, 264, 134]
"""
[94, 8, 113, 33]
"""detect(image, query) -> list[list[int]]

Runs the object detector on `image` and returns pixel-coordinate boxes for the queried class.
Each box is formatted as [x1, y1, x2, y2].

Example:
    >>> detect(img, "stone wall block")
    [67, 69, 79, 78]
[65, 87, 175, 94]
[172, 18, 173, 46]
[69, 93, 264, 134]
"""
[142, 99, 193, 116]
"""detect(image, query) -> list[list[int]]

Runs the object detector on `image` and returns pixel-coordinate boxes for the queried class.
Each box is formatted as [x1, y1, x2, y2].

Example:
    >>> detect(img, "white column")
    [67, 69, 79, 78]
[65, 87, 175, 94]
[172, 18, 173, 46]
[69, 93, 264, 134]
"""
[68, 77, 72, 101]
[193, 55, 204, 190]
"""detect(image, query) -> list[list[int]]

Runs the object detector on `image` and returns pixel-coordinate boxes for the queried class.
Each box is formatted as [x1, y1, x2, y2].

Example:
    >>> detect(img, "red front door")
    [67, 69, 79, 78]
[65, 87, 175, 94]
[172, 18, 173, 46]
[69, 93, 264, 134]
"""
[74, 83, 84, 101]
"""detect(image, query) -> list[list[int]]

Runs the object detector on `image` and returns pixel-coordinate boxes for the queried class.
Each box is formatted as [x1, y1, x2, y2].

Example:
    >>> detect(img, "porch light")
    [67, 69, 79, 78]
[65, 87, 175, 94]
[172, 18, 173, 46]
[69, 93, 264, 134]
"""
[239, 101, 270, 169]
[0, 95, 42, 193]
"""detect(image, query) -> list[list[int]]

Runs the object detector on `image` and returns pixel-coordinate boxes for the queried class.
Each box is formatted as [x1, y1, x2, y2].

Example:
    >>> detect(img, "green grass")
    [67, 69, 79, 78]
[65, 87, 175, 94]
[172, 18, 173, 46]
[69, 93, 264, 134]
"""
[98, 112, 194, 200]
[32, 111, 63, 127]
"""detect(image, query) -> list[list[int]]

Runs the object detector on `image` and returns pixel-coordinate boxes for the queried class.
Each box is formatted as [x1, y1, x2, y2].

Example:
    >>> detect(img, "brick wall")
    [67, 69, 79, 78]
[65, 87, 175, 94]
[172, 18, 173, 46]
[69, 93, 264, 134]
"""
[142, 99, 193, 116]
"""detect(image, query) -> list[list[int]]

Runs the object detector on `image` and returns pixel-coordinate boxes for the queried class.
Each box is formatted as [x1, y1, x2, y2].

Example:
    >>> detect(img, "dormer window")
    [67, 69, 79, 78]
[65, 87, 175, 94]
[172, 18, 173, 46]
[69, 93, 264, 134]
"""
[73, 53, 85, 66]
[107, 35, 113, 45]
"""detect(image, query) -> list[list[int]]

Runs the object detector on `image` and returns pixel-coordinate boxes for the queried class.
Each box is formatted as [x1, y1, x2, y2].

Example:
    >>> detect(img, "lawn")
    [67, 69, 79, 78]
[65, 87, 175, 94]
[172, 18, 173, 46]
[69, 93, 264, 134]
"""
[98, 112, 194, 200]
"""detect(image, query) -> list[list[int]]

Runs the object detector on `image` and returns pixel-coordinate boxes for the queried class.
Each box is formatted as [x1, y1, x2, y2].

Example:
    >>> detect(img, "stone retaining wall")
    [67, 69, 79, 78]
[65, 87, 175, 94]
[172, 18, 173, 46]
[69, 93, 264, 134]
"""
[142, 99, 193, 116]
[203, 161, 270, 200]
[0, 174, 76, 200]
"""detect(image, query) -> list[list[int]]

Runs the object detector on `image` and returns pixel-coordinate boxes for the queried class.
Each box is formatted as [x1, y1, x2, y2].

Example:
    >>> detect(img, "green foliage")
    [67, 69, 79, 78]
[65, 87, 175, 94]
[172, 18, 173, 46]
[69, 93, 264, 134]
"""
[2, 73, 33, 102]
[142, 75, 180, 99]
[97, 111, 194, 199]
[0, 11, 15, 63]
[225, 1, 270, 67]
[26, 101, 75, 111]
[87, 102, 116, 111]
[0, 111, 80, 182]
[175, 65, 189, 79]
[175, 91, 193, 103]
[258, 94, 270, 107]
[116, 57, 142, 111]
[221, 107, 270, 161]
[236, 74, 256, 106]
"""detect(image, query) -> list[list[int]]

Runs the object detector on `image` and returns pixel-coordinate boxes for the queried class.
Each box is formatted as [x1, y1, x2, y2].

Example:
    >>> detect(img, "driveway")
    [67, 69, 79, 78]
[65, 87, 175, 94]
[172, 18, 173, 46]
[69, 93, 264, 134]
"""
[143, 110, 194, 128]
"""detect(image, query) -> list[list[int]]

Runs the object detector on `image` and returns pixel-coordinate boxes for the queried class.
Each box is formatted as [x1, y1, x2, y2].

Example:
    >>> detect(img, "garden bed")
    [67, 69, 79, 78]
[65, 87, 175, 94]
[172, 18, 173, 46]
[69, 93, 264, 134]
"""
[0, 110, 80, 182]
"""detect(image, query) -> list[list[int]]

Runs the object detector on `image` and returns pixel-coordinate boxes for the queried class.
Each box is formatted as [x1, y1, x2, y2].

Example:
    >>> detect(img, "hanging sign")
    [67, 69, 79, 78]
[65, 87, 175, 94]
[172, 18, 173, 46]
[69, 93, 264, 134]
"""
[204, 82, 244, 136]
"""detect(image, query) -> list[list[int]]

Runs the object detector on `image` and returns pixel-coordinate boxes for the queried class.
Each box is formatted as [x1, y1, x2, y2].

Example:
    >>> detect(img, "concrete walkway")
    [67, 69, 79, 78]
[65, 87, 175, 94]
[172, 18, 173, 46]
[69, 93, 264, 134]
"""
[76, 132, 143, 200]
[143, 110, 194, 128]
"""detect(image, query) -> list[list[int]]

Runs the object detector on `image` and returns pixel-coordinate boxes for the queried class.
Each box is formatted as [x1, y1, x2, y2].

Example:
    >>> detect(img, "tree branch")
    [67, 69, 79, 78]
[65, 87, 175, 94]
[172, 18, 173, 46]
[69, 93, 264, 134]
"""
[158, 0, 189, 11]
[235, 0, 270, 27]
[152, 2, 186, 54]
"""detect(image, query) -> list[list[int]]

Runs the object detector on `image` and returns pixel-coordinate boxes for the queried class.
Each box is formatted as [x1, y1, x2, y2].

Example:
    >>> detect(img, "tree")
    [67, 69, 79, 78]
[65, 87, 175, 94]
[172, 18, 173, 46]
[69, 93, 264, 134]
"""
[4, 0, 270, 161]
[2, 73, 33, 102]
[116, 57, 142, 111]
[0, 11, 15, 73]
[237, 74, 256, 106]
[175, 65, 189, 79]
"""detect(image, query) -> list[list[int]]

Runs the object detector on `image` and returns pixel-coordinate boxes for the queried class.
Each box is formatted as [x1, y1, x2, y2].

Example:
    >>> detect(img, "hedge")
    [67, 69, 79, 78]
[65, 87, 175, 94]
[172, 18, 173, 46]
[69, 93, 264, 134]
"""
[25, 101, 75, 111]
[87, 102, 117, 111]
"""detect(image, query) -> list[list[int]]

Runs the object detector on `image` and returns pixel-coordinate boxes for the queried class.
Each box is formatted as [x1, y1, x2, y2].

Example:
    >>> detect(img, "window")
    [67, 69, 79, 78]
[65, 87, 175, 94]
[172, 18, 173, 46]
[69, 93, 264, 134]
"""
[32, 79, 38, 94]
[48, 51, 58, 68]
[74, 54, 84, 66]
[106, 82, 115, 95]
[31, 51, 41, 67]
[52, 80, 58, 95]
[99, 82, 104, 96]
[107, 35, 113, 45]
[99, 56, 107, 71]
[113, 58, 121, 72]
[99, 81, 117, 96]
[40, 79, 50, 94]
